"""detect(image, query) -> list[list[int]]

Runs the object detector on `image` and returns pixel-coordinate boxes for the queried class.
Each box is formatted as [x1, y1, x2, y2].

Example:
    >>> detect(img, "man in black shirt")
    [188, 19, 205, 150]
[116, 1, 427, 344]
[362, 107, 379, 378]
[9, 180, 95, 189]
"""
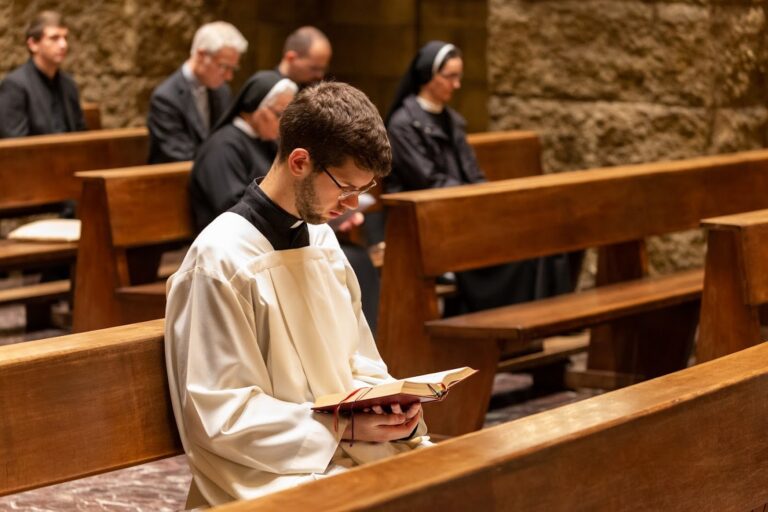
[0, 11, 86, 138]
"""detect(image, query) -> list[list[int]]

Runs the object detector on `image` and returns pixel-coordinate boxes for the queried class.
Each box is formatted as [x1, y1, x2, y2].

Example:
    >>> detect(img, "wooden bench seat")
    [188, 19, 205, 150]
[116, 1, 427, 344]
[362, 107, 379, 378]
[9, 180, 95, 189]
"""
[217, 341, 768, 512]
[0, 280, 70, 306]
[380, 149, 768, 435]
[0, 240, 77, 271]
[426, 268, 703, 343]
[498, 334, 588, 373]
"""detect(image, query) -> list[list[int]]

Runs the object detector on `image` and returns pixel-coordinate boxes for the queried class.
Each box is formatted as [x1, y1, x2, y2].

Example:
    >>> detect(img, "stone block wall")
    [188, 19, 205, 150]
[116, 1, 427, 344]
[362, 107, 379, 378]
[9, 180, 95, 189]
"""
[488, 0, 768, 273]
[0, 0, 224, 128]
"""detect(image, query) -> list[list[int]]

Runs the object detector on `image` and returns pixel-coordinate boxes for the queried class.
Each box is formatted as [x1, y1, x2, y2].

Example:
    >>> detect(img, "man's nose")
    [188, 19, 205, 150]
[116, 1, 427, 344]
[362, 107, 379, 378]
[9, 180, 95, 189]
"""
[341, 194, 359, 209]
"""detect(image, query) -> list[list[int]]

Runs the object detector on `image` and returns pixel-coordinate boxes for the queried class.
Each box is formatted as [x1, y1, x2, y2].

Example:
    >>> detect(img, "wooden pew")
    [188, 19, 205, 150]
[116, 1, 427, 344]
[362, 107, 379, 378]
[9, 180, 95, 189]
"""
[466, 130, 541, 180]
[357, 130, 542, 247]
[0, 127, 148, 213]
[697, 208, 768, 363]
[81, 102, 102, 130]
[5, 320, 766, 511]
[0, 128, 149, 318]
[0, 319, 182, 497]
[215, 341, 768, 512]
[71, 131, 542, 332]
[379, 150, 768, 435]
[72, 163, 192, 332]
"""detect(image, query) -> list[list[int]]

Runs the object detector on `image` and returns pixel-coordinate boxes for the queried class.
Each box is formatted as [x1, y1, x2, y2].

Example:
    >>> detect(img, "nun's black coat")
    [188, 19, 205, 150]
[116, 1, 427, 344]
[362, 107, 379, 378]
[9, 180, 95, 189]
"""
[190, 123, 277, 233]
[386, 95, 484, 193]
[385, 41, 574, 314]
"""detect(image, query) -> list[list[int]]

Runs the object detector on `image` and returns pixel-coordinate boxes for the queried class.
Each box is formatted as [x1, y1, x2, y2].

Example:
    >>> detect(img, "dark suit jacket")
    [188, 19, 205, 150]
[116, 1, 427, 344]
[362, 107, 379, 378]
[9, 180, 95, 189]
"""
[146, 68, 230, 163]
[0, 59, 86, 138]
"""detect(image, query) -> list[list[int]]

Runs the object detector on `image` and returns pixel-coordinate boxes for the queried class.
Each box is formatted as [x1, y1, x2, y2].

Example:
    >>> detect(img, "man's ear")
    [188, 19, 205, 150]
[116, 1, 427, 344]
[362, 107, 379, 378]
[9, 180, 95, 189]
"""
[287, 148, 312, 179]
[26, 37, 38, 55]
[191, 48, 208, 66]
[285, 50, 299, 64]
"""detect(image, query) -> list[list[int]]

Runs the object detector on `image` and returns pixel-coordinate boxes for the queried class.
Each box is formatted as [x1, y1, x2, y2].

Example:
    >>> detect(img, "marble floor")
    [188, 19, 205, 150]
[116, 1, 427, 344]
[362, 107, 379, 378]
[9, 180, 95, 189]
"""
[0, 298, 599, 512]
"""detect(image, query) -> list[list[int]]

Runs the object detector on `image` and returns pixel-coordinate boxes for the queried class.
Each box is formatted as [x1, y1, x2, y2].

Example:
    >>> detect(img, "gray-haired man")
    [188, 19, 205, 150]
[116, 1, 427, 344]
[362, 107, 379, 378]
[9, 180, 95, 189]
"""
[147, 21, 248, 163]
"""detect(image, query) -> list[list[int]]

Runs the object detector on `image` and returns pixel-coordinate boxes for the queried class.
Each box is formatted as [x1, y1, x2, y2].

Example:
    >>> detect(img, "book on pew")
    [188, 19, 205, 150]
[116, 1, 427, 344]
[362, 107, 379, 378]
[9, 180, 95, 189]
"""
[312, 367, 478, 414]
[8, 219, 81, 242]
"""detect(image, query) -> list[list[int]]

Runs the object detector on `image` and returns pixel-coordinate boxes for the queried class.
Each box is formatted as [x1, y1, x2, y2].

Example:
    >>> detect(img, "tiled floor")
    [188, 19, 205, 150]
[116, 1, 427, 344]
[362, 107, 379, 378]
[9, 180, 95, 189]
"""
[0, 300, 600, 511]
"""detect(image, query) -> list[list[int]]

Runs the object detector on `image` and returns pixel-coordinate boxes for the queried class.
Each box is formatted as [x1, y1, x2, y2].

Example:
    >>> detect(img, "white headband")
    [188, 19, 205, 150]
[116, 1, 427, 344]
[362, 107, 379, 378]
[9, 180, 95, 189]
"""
[432, 44, 456, 76]
[258, 78, 298, 110]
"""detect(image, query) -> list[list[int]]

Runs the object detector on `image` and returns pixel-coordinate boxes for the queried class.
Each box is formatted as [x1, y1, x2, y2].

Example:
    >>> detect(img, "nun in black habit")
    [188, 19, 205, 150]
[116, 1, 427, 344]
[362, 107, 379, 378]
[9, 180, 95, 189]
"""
[385, 41, 575, 313]
[189, 70, 298, 233]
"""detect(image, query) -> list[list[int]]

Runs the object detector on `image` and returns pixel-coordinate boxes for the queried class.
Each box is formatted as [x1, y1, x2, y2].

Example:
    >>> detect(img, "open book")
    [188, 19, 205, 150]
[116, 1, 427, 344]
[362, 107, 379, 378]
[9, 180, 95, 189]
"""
[312, 367, 477, 413]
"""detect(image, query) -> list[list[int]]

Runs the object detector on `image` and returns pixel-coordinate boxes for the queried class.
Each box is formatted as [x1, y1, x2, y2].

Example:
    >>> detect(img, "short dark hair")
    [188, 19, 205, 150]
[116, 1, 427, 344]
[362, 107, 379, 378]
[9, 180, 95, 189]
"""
[26, 11, 64, 41]
[283, 26, 328, 57]
[278, 82, 391, 178]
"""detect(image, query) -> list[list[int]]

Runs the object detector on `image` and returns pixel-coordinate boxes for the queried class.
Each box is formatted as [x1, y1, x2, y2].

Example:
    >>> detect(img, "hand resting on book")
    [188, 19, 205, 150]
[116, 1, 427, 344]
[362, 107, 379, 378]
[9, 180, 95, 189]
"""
[341, 402, 422, 443]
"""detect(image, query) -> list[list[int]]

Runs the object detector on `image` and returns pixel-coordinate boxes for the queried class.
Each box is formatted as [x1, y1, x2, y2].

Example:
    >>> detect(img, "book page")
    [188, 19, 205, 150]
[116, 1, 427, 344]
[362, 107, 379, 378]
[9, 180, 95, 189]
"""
[404, 367, 475, 386]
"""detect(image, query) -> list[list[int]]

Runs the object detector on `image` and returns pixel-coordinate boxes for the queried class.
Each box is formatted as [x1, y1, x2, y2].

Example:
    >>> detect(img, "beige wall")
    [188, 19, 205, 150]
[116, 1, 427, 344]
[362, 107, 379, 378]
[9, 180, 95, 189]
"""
[1, 0, 488, 131]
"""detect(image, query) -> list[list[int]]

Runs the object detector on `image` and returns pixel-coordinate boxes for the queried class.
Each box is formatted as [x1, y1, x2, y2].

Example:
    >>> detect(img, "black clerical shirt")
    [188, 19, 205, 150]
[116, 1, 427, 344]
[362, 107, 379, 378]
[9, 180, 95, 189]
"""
[229, 181, 309, 250]
[33, 66, 68, 134]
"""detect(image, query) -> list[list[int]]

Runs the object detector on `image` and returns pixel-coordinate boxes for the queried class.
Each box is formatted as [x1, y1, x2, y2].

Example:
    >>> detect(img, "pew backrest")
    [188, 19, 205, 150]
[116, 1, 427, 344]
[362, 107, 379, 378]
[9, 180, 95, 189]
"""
[0, 319, 181, 496]
[378, 150, 768, 381]
[214, 341, 768, 511]
[72, 163, 192, 332]
[466, 130, 541, 181]
[0, 127, 149, 212]
[81, 102, 102, 130]
[698, 208, 768, 362]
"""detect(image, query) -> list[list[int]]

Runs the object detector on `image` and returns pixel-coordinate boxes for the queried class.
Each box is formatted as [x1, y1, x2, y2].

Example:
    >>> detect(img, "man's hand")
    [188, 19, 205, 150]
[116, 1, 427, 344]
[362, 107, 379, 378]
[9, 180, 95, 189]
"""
[336, 212, 364, 233]
[342, 402, 422, 443]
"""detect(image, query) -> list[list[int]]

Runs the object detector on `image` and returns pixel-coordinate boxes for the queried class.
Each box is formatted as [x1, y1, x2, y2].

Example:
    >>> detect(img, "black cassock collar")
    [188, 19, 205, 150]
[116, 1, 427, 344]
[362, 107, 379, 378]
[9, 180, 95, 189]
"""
[229, 180, 309, 250]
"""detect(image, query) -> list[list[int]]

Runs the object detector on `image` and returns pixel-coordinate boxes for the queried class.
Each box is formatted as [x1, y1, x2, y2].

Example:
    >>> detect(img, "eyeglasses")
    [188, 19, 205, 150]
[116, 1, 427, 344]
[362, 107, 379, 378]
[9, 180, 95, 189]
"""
[206, 52, 240, 74]
[321, 167, 377, 200]
[438, 72, 463, 82]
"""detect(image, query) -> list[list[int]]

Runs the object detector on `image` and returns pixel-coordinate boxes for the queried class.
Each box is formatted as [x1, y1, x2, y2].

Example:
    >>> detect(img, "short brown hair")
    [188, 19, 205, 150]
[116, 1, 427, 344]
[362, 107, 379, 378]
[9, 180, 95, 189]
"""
[277, 82, 391, 178]
[26, 11, 64, 41]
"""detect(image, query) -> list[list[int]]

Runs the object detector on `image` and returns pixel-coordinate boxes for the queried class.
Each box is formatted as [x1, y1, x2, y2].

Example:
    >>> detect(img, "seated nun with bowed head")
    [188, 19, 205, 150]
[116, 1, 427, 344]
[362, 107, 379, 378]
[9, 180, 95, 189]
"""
[190, 70, 297, 233]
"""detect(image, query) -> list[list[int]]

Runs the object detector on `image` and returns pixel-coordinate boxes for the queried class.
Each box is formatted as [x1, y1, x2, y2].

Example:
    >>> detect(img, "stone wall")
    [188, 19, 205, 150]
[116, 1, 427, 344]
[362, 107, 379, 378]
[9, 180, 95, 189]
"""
[1, 0, 488, 132]
[0, 0, 224, 127]
[488, 0, 768, 274]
